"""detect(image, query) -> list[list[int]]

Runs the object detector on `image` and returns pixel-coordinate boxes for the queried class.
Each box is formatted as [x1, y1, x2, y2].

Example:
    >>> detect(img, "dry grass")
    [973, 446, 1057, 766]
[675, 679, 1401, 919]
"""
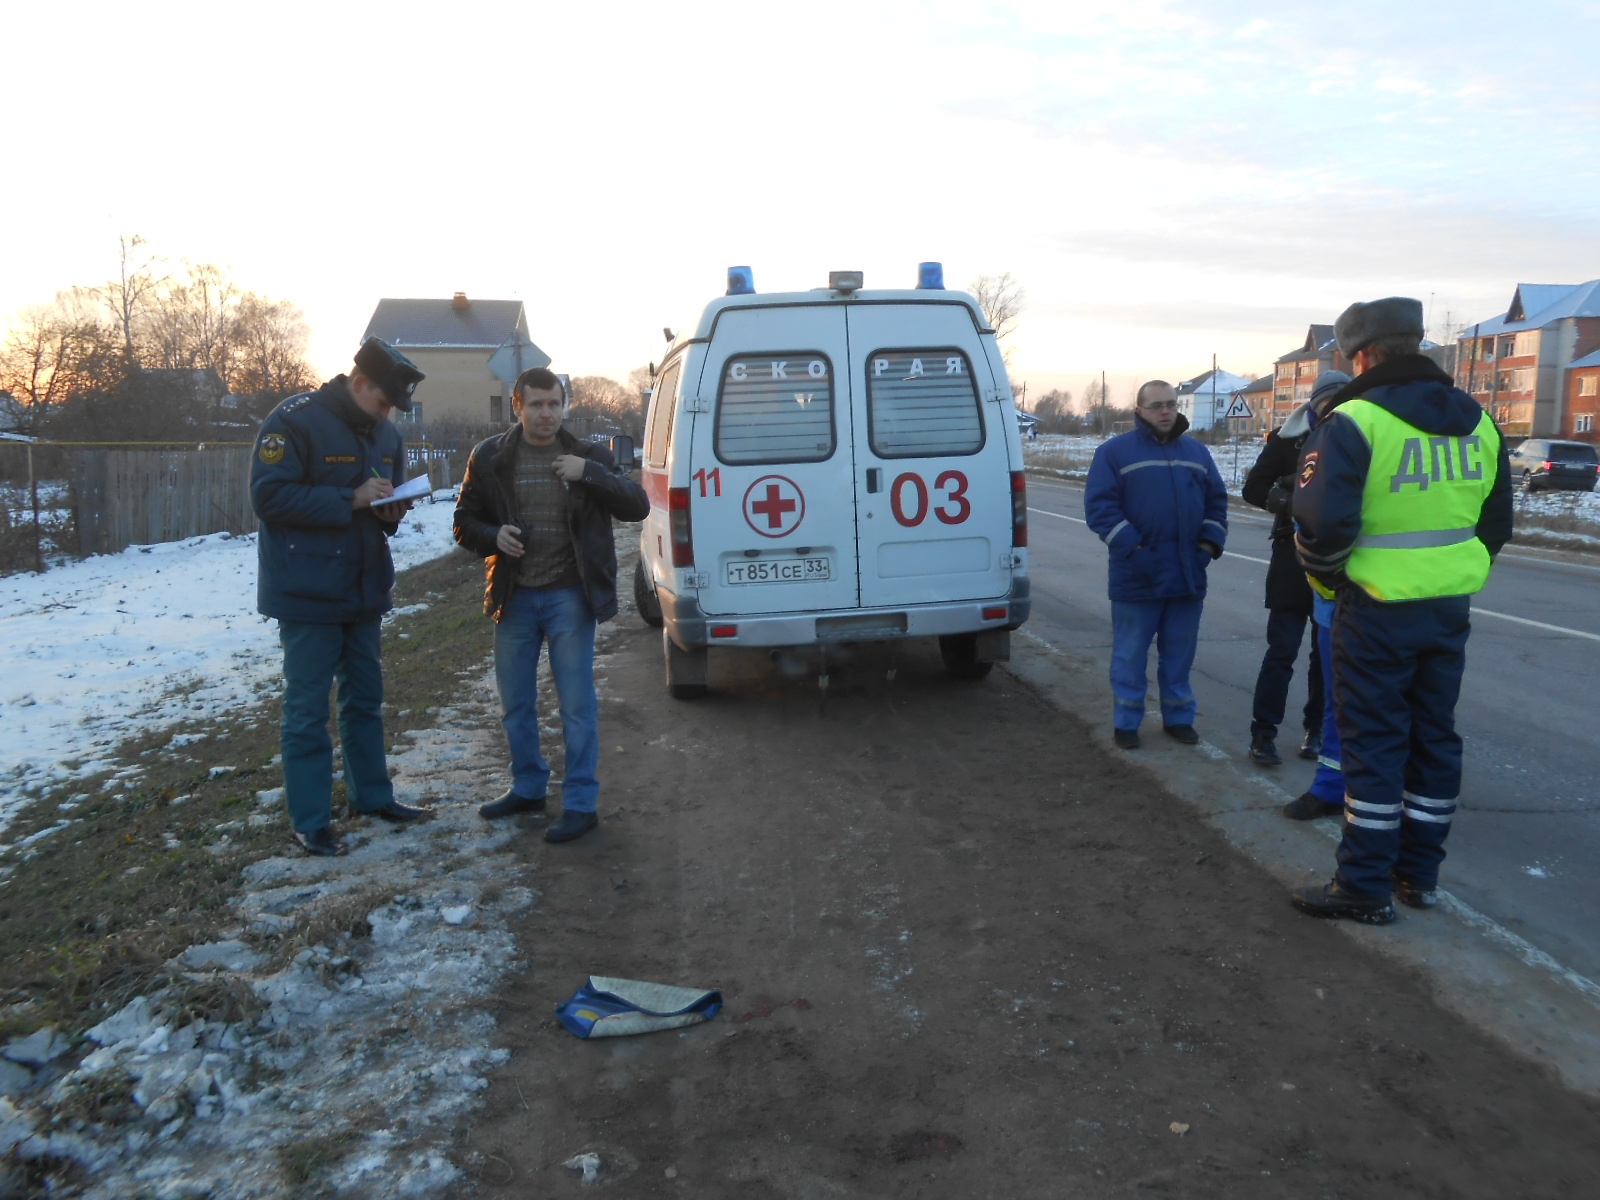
[0, 551, 493, 1040]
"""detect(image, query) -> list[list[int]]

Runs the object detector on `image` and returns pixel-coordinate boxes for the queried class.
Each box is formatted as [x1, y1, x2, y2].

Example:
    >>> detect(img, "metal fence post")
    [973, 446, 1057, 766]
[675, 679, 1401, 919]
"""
[27, 443, 42, 574]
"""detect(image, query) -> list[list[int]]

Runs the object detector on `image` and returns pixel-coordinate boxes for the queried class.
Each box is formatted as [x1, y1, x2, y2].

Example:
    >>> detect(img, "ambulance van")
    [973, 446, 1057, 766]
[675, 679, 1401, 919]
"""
[633, 263, 1031, 697]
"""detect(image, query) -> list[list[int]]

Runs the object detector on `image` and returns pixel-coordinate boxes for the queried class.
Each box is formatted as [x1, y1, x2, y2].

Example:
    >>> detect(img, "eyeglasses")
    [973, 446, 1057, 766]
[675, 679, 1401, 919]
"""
[1141, 400, 1178, 412]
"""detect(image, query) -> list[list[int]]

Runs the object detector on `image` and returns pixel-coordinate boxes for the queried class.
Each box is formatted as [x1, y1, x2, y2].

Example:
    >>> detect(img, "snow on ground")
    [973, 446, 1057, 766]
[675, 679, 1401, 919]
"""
[0, 494, 640, 1196]
[0, 494, 461, 833]
[0, 688, 554, 1198]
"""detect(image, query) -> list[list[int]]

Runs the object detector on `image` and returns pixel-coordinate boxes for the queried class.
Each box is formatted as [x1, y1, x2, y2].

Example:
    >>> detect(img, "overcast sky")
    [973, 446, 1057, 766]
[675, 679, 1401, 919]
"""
[5, 0, 1597, 407]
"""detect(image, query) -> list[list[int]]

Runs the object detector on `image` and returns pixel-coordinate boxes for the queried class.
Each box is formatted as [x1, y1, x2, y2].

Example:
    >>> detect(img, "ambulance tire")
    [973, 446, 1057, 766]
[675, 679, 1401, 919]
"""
[634, 561, 664, 627]
[664, 629, 710, 699]
[939, 633, 994, 680]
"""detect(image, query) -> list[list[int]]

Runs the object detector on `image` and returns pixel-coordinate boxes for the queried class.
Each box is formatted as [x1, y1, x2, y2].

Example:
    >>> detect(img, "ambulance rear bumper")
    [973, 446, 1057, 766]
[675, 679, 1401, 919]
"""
[659, 577, 1030, 651]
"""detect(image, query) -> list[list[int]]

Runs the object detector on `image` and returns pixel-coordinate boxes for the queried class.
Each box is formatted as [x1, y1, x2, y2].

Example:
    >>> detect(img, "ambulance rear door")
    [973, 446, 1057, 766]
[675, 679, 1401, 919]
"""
[845, 302, 1015, 609]
[687, 305, 861, 618]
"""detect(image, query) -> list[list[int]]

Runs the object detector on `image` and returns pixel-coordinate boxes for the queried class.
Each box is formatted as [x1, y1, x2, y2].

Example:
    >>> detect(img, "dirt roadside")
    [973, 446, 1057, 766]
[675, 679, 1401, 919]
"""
[450, 621, 1600, 1199]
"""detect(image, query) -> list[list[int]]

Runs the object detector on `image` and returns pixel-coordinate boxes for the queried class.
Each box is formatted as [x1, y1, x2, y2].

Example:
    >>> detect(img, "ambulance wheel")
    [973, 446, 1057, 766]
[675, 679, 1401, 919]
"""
[664, 629, 709, 699]
[939, 633, 993, 680]
[634, 561, 663, 627]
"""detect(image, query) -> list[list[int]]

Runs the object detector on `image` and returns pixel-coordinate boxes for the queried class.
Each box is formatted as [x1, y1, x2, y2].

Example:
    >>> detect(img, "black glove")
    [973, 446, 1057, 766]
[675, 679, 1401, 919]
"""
[1265, 474, 1293, 515]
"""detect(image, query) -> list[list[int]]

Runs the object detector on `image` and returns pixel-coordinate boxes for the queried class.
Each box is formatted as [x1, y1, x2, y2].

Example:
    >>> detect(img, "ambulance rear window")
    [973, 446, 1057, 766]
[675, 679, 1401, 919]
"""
[866, 350, 984, 458]
[715, 354, 835, 464]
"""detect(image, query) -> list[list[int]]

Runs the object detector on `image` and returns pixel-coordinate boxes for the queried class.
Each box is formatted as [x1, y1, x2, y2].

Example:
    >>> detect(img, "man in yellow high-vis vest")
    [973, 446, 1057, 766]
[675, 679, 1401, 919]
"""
[1289, 297, 1513, 924]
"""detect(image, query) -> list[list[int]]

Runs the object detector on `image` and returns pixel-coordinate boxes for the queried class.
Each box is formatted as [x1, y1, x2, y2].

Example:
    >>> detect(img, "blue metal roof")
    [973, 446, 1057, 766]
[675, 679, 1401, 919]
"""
[1462, 280, 1600, 338]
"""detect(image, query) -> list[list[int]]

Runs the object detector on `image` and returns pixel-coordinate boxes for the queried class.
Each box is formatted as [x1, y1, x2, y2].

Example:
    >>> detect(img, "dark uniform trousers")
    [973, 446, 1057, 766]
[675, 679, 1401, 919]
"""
[1331, 589, 1469, 897]
[278, 618, 394, 833]
[1250, 608, 1324, 740]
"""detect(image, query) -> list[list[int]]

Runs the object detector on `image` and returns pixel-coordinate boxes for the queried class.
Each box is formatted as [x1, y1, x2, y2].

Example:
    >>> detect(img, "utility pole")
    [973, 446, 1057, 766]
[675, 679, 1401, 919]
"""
[1465, 322, 1480, 397]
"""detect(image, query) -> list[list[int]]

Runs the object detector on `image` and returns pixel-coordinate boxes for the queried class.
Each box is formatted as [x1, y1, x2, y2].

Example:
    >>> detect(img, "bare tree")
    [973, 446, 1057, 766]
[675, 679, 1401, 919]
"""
[968, 272, 1025, 351]
[0, 293, 122, 430]
[92, 234, 165, 364]
[569, 375, 633, 417]
[231, 294, 315, 403]
[146, 262, 238, 380]
[1031, 388, 1073, 431]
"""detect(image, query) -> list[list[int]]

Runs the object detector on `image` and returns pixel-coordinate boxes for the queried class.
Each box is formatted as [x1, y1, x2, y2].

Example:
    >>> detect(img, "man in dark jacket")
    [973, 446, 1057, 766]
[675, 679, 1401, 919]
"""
[1240, 371, 1349, 766]
[1290, 298, 1513, 924]
[251, 337, 428, 857]
[1084, 380, 1229, 750]
[453, 367, 649, 843]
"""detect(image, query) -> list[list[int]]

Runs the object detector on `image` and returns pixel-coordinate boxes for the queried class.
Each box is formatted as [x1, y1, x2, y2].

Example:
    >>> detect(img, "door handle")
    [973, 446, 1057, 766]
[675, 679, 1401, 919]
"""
[866, 468, 881, 493]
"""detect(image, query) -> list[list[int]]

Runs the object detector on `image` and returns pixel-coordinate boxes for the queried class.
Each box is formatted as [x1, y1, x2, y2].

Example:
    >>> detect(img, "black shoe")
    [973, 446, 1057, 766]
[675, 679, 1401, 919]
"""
[293, 826, 347, 857]
[361, 801, 426, 823]
[1163, 724, 1200, 745]
[1281, 793, 1342, 821]
[1249, 735, 1282, 766]
[479, 791, 547, 819]
[1393, 876, 1440, 910]
[1290, 881, 1396, 925]
[544, 810, 598, 843]
[1113, 727, 1140, 750]
[1299, 729, 1322, 760]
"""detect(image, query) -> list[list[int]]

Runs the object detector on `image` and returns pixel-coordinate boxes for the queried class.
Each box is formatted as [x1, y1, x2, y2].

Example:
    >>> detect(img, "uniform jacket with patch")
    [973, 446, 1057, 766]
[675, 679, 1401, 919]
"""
[250, 378, 406, 624]
[1293, 355, 1513, 594]
[1084, 412, 1229, 603]
[453, 425, 650, 623]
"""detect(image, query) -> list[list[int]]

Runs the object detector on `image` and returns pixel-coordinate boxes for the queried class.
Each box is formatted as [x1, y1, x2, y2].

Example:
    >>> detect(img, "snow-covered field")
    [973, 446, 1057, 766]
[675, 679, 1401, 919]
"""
[0, 496, 462, 830]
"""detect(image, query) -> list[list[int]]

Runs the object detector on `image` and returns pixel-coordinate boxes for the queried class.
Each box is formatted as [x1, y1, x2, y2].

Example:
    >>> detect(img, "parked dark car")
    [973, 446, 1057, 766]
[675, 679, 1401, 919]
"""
[1507, 438, 1598, 493]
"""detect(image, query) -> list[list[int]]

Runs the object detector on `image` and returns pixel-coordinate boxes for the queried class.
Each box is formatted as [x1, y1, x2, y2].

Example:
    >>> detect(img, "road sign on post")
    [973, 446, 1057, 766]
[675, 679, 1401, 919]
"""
[487, 333, 552, 388]
[1224, 395, 1253, 420]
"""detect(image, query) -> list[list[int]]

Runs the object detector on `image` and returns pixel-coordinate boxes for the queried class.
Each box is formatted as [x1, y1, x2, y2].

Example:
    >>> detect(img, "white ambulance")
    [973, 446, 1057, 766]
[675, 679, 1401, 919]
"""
[632, 264, 1030, 697]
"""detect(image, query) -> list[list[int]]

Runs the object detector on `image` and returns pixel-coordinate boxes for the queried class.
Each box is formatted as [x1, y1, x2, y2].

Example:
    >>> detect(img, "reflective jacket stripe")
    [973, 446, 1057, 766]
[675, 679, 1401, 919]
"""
[1354, 527, 1478, 549]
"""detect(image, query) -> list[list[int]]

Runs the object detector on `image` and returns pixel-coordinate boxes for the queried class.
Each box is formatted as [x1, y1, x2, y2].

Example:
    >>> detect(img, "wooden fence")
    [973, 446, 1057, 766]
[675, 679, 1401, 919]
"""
[76, 448, 256, 556]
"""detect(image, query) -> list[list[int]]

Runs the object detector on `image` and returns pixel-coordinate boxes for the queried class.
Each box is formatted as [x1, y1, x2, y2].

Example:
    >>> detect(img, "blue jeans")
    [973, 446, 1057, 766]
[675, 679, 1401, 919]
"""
[494, 586, 599, 812]
[1110, 597, 1204, 730]
[278, 619, 394, 833]
[1306, 596, 1344, 807]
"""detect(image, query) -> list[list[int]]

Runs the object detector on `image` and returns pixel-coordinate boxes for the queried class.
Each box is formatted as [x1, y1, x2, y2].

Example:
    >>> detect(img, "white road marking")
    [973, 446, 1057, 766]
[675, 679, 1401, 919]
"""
[1028, 507, 1598, 640]
[1028, 507, 1272, 565]
[1472, 608, 1600, 642]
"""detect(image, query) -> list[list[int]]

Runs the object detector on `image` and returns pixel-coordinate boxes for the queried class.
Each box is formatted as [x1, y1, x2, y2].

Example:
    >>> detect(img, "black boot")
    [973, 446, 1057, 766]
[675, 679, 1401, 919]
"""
[1249, 735, 1282, 765]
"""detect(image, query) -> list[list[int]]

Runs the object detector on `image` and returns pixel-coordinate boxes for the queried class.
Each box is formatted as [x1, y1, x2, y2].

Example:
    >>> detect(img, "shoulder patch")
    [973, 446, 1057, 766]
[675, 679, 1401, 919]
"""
[1298, 451, 1319, 488]
[258, 433, 286, 465]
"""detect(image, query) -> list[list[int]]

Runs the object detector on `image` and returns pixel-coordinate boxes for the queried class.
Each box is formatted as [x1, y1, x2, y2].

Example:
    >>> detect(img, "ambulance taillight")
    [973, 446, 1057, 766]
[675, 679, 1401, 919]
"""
[669, 487, 695, 566]
[1011, 471, 1028, 548]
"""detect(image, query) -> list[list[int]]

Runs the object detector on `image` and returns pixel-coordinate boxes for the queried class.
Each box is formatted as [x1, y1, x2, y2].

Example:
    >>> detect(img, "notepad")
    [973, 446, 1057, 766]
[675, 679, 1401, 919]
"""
[385, 475, 434, 503]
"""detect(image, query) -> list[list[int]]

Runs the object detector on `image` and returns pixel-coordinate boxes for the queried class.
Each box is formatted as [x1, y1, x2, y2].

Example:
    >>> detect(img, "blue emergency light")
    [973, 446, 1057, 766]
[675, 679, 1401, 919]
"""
[917, 261, 944, 289]
[726, 266, 755, 295]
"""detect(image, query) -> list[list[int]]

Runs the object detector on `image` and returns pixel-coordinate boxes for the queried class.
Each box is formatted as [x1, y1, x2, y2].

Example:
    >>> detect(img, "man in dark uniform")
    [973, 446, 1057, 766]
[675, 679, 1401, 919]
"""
[251, 337, 428, 857]
[1289, 298, 1513, 924]
[1240, 371, 1350, 767]
[453, 367, 649, 844]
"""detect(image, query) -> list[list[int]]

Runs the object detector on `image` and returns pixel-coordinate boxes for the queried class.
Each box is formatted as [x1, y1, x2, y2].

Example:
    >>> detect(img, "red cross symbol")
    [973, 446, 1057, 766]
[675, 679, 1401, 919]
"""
[742, 475, 805, 538]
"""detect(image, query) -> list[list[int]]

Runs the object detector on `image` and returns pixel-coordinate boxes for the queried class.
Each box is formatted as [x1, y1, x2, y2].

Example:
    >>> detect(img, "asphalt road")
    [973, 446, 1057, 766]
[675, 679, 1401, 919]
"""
[1024, 474, 1600, 983]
